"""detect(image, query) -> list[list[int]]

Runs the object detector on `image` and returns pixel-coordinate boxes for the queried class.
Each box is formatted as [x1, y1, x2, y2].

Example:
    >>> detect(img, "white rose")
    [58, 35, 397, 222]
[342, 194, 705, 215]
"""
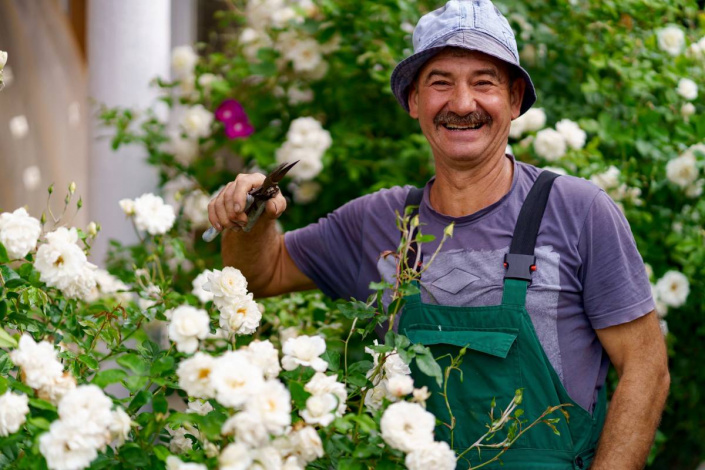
[250, 446, 284, 470]
[289, 426, 324, 463]
[109, 407, 132, 446]
[244, 380, 292, 434]
[364, 382, 388, 410]
[167, 132, 199, 166]
[168, 305, 211, 354]
[172, 45, 198, 79]
[0, 51, 7, 69]
[119, 198, 135, 215]
[659, 319, 669, 336]
[685, 179, 704, 198]
[655, 270, 689, 308]
[651, 284, 668, 319]
[219, 442, 253, 470]
[244, 340, 282, 379]
[177, 352, 217, 399]
[168, 426, 199, 454]
[412, 386, 431, 406]
[387, 375, 414, 398]
[192, 269, 214, 303]
[37, 372, 76, 406]
[287, 86, 314, 105]
[53, 388, 114, 453]
[657, 25, 685, 56]
[555, 119, 587, 150]
[219, 294, 262, 336]
[291, 181, 321, 204]
[35, 229, 96, 299]
[666, 154, 698, 188]
[533, 128, 567, 161]
[198, 73, 219, 89]
[271, 6, 299, 27]
[23, 165, 41, 191]
[590, 165, 621, 190]
[286, 117, 332, 153]
[0, 391, 29, 436]
[183, 190, 211, 230]
[222, 411, 269, 447]
[282, 335, 328, 372]
[280, 326, 300, 345]
[166, 455, 208, 470]
[187, 399, 214, 416]
[284, 38, 323, 73]
[10, 334, 64, 390]
[677, 78, 698, 101]
[301, 393, 337, 426]
[180, 104, 214, 139]
[205, 267, 248, 303]
[211, 351, 265, 408]
[383, 352, 412, 378]
[380, 401, 436, 453]
[276, 144, 324, 181]
[0, 208, 41, 259]
[405, 441, 457, 470]
[542, 166, 568, 176]
[305, 372, 347, 416]
[39, 420, 98, 470]
[681, 103, 696, 119]
[133, 193, 176, 235]
[509, 108, 546, 139]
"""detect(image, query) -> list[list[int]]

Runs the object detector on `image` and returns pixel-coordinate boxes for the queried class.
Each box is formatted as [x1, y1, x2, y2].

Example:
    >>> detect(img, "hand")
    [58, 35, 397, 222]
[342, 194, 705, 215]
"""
[207, 173, 287, 232]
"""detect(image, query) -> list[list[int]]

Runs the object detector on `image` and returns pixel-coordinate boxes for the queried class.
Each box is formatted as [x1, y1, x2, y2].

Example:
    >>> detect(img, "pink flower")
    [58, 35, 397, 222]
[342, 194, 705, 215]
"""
[215, 99, 254, 139]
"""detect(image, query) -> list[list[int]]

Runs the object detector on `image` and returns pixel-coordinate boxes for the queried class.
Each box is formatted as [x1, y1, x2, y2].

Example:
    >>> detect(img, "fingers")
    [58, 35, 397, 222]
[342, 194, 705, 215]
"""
[208, 172, 289, 232]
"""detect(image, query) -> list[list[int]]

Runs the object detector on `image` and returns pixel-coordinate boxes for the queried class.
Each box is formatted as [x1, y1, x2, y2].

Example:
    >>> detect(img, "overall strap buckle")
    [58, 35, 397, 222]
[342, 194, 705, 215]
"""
[503, 253, 536, 282]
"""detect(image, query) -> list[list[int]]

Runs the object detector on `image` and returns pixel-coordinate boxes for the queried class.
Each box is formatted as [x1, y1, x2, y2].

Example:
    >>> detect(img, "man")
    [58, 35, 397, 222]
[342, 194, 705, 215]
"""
[208, 1, 669, 468]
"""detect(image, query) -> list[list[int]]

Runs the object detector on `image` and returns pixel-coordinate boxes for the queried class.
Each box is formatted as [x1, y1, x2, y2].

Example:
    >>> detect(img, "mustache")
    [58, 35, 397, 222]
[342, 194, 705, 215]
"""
[433, 110, 492, 128]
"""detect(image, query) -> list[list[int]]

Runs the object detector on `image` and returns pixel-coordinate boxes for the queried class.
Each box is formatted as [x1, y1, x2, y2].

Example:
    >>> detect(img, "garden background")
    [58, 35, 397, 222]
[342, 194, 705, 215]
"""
[0, 0, 703, 468]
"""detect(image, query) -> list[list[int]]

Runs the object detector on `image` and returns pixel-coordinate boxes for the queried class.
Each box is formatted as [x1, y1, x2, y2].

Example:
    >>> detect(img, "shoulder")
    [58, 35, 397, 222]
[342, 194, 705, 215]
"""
[517, 161, 603, 216]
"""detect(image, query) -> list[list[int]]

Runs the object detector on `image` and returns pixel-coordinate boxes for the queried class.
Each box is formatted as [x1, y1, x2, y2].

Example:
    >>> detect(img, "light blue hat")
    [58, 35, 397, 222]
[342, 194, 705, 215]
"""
[390, 0, 536, 115]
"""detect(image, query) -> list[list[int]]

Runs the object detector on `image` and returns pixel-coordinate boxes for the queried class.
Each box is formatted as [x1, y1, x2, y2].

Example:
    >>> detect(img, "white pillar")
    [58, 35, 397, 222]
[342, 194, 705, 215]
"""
[87, 0, 171, 265]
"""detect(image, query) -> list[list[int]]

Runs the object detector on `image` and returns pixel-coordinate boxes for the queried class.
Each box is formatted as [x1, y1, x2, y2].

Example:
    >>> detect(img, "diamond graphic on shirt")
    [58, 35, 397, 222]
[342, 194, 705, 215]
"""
[431, 268, 480, 294]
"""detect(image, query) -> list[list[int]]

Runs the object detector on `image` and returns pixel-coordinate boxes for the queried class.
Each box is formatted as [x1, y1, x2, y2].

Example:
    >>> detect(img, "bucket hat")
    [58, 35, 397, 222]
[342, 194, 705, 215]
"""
[390, 0, 536, 115]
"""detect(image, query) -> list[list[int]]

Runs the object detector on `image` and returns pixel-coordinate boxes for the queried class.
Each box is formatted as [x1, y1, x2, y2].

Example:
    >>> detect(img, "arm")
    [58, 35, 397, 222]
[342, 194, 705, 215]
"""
[208, 173, 316, 298]
[591, 311, 670, 470]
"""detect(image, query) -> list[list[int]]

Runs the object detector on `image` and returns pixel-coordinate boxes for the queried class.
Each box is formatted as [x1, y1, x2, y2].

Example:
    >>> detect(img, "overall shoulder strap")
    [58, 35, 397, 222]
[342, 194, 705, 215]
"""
[503, 171, 559, 305]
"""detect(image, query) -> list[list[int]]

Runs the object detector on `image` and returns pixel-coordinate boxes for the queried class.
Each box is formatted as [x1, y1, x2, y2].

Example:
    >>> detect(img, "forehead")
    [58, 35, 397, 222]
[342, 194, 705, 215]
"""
[417, 48, 509, 80]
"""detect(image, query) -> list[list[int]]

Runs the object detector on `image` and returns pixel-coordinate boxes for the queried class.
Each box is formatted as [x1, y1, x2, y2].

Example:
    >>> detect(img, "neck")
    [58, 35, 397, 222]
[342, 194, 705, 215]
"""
[430, 152, 514, 217]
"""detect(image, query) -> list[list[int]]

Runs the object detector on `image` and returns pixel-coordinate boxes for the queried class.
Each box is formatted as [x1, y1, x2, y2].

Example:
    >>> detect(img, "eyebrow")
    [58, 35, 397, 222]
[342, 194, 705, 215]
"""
[423, 67, 502, 84]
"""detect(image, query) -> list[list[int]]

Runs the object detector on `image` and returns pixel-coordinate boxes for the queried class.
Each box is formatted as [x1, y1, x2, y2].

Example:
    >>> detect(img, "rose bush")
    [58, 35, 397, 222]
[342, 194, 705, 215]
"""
[2, 0, 700, 467]
[0, 185, 567, 469]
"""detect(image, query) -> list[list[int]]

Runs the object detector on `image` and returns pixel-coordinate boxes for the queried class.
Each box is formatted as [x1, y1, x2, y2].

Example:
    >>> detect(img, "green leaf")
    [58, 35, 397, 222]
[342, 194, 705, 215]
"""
[152, 394, 169, 414]
[0, 243, 9, 263]
[289, 381, 311, 409]
[321, 349, 340, 372]
[415, 234, 436, 243]
[0, 265, 21, 285]
[0, 376, 7, 395]
[92, 369, 128, 388]
[125, 375, 149, 393]
[77, 354, 99, 370]
[150, 355, 175, 376]
[27, 416, 52, 431]
[338, 458, 366, 470]
[127, 390, 151, 414]
[337, 300, 376, 320]
[117, 443, 150, 466]
[116, 353, 149, 374]
[153, 445, 171, 461]
[0, 328, 18, 348]
[415, 351, 443, 388]
[29, 398, 56, 411]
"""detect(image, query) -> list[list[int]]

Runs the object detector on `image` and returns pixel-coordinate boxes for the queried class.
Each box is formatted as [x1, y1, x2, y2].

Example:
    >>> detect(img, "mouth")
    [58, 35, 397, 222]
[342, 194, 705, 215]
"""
[441, 123, 485, 131]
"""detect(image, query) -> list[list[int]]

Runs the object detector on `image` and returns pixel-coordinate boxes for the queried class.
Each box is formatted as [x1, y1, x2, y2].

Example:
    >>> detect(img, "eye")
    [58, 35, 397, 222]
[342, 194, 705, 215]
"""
[431, 80, 451, 87]
[476, 80, 494, 87]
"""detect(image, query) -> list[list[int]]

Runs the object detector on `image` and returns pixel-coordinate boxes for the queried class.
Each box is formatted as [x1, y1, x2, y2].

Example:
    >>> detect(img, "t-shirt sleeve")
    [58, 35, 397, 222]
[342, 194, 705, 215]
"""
[284, 197, 368, 300]
[578, 191, 655, 330]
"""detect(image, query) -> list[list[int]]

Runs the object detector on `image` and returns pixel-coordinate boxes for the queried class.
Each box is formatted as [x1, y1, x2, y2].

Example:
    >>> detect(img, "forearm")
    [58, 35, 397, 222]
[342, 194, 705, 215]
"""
[591, 366, 670, 469]
[221, 218, 284, 297]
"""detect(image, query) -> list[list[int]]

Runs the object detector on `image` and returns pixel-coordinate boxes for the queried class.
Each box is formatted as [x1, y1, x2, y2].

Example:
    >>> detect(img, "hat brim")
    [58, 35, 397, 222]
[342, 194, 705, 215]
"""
[390, 38, 537, 116]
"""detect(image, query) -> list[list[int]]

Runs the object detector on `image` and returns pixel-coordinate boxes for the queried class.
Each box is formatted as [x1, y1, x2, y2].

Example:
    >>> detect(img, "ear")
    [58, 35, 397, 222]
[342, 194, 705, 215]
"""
[408, 81, 420, 119]
[509, 77, 526, 119]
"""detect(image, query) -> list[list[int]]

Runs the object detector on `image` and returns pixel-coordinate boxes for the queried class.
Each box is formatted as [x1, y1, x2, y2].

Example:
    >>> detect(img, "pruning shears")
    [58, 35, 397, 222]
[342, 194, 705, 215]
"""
[202, 161, 298, 242]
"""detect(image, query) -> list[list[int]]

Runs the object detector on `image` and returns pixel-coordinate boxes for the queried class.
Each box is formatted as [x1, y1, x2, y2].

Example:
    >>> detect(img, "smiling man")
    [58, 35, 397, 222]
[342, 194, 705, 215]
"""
[210, 1, 669, 468]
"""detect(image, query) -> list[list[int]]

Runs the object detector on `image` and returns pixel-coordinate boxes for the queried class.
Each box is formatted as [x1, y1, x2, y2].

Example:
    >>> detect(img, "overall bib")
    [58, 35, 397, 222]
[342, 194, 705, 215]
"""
[397, 172, 606, 469]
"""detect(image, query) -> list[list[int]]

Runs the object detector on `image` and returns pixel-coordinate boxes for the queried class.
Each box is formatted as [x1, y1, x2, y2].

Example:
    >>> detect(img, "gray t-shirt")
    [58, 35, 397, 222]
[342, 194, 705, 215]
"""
[285, 156, 654, 413]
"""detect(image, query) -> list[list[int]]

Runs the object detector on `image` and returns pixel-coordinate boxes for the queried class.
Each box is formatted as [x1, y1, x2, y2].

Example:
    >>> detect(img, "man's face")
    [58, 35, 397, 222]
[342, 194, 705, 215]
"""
[408, 49, 525, 168]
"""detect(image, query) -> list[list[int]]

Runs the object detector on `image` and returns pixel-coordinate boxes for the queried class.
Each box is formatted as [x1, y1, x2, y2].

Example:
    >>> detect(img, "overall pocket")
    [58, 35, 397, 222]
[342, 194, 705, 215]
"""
[403, 323, 521, 450]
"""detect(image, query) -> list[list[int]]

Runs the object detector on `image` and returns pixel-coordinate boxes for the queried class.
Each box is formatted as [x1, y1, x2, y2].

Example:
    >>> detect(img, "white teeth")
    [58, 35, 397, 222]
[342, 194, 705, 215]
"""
[444, 123, 482, 130]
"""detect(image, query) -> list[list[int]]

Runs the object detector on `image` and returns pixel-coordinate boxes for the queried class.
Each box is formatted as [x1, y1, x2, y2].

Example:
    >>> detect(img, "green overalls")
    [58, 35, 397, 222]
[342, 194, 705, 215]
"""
[397, 172, 606, 469]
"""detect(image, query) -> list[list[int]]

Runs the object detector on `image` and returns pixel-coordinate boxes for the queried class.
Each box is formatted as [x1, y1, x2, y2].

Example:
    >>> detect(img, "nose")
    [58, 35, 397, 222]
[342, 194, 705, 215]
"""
[448, 83, 477, 115]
